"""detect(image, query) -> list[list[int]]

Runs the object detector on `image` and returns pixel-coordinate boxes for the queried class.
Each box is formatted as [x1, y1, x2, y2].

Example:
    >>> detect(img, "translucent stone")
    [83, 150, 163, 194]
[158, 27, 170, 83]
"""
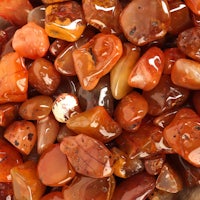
[110, 43, 140, 100]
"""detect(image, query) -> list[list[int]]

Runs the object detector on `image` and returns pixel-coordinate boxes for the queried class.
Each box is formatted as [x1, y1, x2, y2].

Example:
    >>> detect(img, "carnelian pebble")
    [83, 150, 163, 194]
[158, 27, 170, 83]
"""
[12, 22, 50, 59]
[66, 106, 122, 143]
[11, 160, 46, 200]
[82, 0, 122, 34]
[4, 120, 37, 155]
[0, 103, 19, 127]
[63, 175, 115, 200]
[72, 33, 123, 90]
[163, 108, 200, 167]
[112, 171, 156, 200]
[128, 46, 164, 91]
[0, 139, 23, 182]
[28, 58, 61, 96]
[171, 58, 200, 90]
[37, 143, 76, 186]
[143, 75, 190, 116]
[119, 0, 171, 46]
[110, 43, 140, 100]
[168, 0, 192, 35]
[184, 0, 200, 15]
[163, 48, 186, 75]
[60, 134, 114, 178]
[0, 0, 33, 26]
[156, 163, 183, 193]
[114, 91, 148, 132]
[177, 27, 200, 62]
[19, 95, 53, 120]
[0, 52, 28, 104]
[37, 114, 60, 154]
[45, 1, 86, 42]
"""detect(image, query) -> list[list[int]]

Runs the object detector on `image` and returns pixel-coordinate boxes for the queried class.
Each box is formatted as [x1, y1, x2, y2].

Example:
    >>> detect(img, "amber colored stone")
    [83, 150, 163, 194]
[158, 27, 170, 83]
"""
[171, 155, 200, 187]
[19, 95, 53, 120]
[0, 139, 23, 182]
[4, 120, 37, 155]
[63, 175, 115, 200]
[115, 120, 164, 158]
[177, 27, 200, 62]
[37, 114, 60, 154]
[163, 47, 186, 74]
[110, 43, 140, 100]
[49, 39, 69, 57]
[45, 1, 86, 42]
[72, 33, 123, 90]
[28, 58, 61, 95]
[156, 163, 183, 193]
[37, 143, 76, 186]
[128, 47, 165, 91]
[0, 52, 28, 104]
[11, 160, 46, 200]
[27, 5, 45, 28]
[143, 75, 190, 116]
[114, 91, 148, 132]
[54, 28, 95, 76]
[82, 0, 122, 34]
[77, 74, 114, 115]
[66, 106, 122, 143]
[163, 108, 200, 167]
[168, 0, 192, 35]
[153, 108, 179, 128]
[111, 147, 144, 178]
[119, 0, 171, 46]
[12, 22, 50, 59]
[144, 154, 166, 175]
[60, 134, 114, 178]
[0, 103, 19, 127]
[0, 0, 33, 26]
[112, 171, 156, 200]
[171, 58, 200, 90]
[184, 0, 200, 15]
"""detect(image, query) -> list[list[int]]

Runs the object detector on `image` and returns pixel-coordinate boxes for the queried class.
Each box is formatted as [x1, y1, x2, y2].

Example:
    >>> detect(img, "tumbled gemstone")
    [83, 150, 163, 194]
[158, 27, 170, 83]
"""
[66, 106, 122, 143]
[19, 95, 53, 120]
[171, 58, 200, 90]
[45, 1, 86, 42]
[82, 0, 122, 34]
[120, 0, 171, 46]
[163, 108, 200, 167]
[77, 75, 114, 115]
[11, 161, 46, 200]
[177, 27, 200, 62]
[143, 75, 190, 116]
[156, 163, 183, 193]
[168, 0, 192, 35]
[110, 43, 140, 100]
[28, 5, 45, 28]
[128, 46, 164, 91]
[37, 143, 76, 186]
[184, 0, 200, 15]
[28, 58, 61, 96]
[72, 33, 123, 90]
